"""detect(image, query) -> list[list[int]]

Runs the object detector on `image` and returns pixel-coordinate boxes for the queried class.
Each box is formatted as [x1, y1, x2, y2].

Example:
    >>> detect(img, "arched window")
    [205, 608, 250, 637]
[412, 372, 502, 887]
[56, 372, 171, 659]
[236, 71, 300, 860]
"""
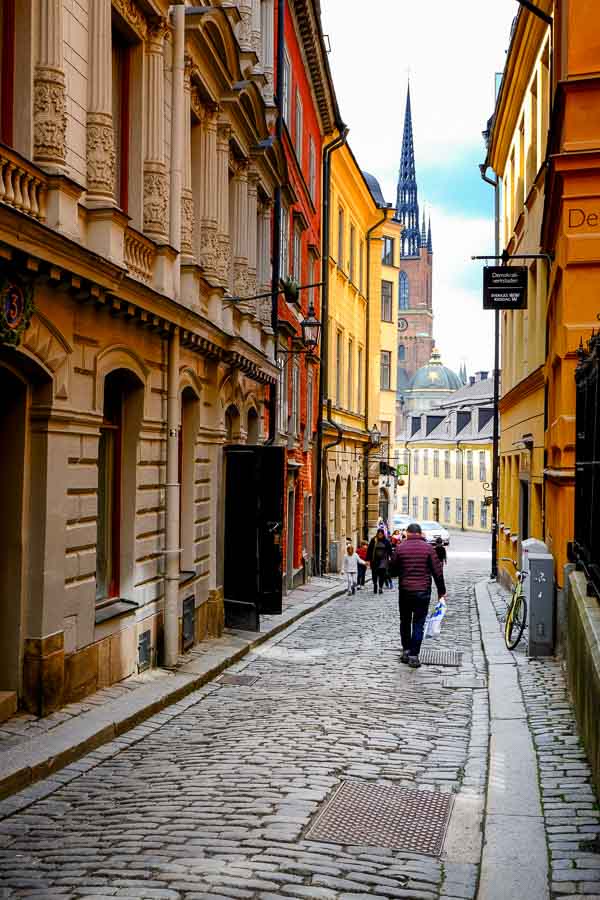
[399, 271, 409, 310]
[398, 344, 406, 362]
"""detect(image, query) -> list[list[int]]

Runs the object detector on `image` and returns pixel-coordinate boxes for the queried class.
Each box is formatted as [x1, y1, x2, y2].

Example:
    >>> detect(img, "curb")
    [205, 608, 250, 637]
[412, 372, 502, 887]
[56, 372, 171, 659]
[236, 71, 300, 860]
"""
[0, 582, 345, 802]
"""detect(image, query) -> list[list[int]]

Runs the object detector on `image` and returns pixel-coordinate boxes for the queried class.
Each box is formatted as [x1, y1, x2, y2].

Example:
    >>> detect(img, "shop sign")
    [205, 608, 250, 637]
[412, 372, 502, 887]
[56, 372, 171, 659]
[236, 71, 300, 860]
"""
[483, 266, 528, 311]
[0, 273, 34, 346]
[396, 464, 409, 477]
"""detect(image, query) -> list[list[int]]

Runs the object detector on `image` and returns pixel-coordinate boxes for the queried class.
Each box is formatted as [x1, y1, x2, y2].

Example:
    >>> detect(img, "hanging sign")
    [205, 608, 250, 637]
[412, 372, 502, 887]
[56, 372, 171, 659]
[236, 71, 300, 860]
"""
[483, 266, 528, 310]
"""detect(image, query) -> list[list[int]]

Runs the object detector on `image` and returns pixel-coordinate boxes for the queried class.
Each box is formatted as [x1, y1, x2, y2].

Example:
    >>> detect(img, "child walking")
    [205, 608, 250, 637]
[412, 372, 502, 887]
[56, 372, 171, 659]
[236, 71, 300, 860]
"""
[343, 544, 360, 595]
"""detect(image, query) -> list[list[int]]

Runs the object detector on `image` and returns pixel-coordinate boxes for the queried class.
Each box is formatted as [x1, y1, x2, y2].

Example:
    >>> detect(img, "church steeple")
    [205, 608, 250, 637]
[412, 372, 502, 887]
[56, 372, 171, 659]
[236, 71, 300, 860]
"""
[394, 85, 421, 257]
[421, 210, 427, 248]
[427, 217, 432, 253]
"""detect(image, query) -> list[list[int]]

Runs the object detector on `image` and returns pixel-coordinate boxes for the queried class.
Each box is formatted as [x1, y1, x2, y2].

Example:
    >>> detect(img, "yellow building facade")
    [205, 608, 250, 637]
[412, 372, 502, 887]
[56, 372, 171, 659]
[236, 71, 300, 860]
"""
[323, 146, 401, 568]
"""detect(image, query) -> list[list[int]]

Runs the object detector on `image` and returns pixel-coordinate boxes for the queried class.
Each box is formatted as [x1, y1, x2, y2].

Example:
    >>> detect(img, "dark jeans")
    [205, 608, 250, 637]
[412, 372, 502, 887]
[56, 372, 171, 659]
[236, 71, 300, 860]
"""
[372, 568, 386, 591]
[398, 588, 431, 657]
[357, 564, 366, 586]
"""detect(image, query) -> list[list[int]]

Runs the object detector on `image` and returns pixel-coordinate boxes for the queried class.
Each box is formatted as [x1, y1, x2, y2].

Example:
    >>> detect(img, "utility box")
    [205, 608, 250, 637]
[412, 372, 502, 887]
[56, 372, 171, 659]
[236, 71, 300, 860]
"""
[527, 551, 555, 656]
[522, 537, 548, 574]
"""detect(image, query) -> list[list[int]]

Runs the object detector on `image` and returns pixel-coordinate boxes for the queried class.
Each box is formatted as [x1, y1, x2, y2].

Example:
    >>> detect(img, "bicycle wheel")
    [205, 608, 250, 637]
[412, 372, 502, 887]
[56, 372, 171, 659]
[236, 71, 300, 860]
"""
[505, 593, 527, 650]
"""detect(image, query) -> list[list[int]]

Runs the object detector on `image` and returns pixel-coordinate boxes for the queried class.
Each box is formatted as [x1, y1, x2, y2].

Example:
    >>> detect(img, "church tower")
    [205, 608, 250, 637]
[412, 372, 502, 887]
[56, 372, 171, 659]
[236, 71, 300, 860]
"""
[394, 85, 434, 409]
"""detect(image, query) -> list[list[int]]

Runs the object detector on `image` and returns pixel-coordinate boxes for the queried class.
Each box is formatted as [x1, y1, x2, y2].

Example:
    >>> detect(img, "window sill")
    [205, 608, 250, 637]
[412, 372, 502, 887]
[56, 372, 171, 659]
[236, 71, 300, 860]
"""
[95, 597, 138, 625]
[179, 570, 196, 586]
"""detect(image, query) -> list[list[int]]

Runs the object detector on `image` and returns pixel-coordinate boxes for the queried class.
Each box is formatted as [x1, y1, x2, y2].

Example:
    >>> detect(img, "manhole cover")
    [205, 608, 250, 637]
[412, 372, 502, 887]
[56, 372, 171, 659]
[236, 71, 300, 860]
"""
[217, 674, 259, 686]
[304, 781, 454, 855]
[420, 648, 462, 667]
[443, 676, 486, 689]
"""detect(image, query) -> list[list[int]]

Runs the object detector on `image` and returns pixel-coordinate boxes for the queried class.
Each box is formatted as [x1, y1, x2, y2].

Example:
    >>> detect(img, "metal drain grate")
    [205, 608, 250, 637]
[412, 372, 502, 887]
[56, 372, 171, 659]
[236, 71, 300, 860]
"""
[419, 648, 462, 666]
[218, 673, 259, 686]
[305, 781, 453, 856]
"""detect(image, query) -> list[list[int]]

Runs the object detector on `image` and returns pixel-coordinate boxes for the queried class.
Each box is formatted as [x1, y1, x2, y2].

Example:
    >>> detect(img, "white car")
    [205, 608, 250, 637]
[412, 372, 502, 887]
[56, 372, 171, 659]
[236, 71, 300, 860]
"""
[419, 520, 450, 546]
[391, 514, 414, 530]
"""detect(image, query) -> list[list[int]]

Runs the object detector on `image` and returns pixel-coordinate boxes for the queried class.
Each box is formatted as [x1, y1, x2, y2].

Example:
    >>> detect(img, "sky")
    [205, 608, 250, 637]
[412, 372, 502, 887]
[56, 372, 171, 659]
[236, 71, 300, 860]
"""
[320, 0, 519, 376]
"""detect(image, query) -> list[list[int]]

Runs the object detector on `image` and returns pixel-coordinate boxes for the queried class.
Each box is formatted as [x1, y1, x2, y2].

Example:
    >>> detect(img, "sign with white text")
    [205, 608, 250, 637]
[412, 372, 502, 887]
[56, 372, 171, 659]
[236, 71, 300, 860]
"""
[483, 266, 528, 310]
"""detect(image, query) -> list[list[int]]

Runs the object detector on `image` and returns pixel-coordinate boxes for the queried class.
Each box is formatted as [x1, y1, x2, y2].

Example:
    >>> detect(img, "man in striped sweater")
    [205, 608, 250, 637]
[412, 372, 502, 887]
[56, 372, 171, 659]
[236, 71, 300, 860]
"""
[390, 523, 447, 669]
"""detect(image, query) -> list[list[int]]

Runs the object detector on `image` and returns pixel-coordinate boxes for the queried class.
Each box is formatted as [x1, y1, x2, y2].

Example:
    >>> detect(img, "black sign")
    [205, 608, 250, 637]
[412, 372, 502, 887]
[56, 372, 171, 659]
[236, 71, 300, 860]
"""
[483, 266, 528, 310]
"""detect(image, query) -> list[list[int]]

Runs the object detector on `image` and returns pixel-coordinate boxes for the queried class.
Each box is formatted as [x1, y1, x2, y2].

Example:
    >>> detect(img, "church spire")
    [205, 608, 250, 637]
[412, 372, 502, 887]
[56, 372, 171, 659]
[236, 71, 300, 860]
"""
[421, 210, 427, 247]
[427, 217, 432, 253]
[394, 85, 421, 257]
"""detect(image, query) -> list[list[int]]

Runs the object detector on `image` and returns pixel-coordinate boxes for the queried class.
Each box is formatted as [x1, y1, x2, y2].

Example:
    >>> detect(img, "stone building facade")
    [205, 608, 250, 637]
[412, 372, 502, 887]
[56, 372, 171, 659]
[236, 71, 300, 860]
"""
[0, 0, 282, 717]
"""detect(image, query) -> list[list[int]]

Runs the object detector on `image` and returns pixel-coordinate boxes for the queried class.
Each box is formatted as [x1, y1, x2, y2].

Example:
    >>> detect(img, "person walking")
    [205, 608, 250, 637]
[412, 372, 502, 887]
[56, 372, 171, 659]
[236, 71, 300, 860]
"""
[342, 544, 360, 595]
[434, 536, 447, 566]
[367, 528, 393, 595]
[390, 522, 446, 668]
[356, 541, 368, 589]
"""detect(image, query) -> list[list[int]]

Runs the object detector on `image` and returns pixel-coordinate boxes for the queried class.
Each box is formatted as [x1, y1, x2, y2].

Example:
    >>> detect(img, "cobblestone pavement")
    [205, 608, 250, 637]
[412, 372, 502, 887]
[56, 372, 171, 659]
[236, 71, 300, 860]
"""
[0, 580, 341, 756]
[489, 581, 600, 900]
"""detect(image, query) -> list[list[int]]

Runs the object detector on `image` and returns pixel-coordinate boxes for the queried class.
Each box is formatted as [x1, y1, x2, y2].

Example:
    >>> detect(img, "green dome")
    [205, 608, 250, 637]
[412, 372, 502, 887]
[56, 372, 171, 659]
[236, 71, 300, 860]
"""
[409, 348, 462, 392]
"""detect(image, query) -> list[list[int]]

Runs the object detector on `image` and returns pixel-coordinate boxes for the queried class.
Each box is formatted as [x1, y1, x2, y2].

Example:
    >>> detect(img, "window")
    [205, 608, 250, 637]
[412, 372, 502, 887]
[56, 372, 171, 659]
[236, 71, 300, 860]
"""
[336, 330, 342, 406]
[467, 450, 474, 480]
[414, 451, 419, 475]
[423, 497, 429, 519]
[294, 89, 303, 164]
[382, 236, 394, 266]
[277, 355, 288, 433]
[380, 350, 391, 390]
[479, 451, 487, 482]
[456, 450, 462, 479]
[467, 499, 475, 527]
[456, 498, 463, 524]
[444, 497, 451, 523]
[380, 421, 391, 448]
[444, 450, 451, 478]
[398, 344, 406, 362]
[399, 271, 409, 309]
[280, 205, 290, 278]
[349, 225, 356, 282]
[381, 280, 393, 321]
[337, 207, 344, 267]
[359, 240, 364, 292]
[402, 495, 409, 514]
[304, 371, 313, 449]
[423, 450, 429, 475]
[292, 223, 302, 283]
[480, 501, 488, 530]
[282, 50, 291, 123]
[112, 28, 132, 211]
[412, 496, 418, 519]
[303, 495, 313, 556]
[357, 347, 363, 412]
[347, 340, 353, 410]
[291, 361, 300, 436]
[309, 136, 316, 201]
[433, 450, 440, 477]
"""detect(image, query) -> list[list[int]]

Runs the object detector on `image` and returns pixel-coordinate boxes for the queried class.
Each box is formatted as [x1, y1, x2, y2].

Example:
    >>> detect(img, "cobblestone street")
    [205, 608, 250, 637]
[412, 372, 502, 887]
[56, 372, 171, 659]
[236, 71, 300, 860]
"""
[0, 536, 598, 900]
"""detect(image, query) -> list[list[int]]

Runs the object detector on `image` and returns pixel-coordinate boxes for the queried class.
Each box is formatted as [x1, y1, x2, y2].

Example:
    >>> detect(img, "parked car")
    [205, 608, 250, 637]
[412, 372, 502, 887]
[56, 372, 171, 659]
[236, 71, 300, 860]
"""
[419, 520, 450, 546]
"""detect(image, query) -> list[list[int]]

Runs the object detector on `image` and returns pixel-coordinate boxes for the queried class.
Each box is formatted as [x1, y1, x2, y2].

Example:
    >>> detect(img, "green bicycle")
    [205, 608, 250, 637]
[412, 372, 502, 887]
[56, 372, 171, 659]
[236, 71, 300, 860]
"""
[499, 558, 528, 650]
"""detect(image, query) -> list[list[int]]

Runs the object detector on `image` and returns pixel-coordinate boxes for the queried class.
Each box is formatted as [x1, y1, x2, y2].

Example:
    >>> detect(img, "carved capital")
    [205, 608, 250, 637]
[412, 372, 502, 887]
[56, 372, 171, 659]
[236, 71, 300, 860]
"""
[217, 122, 231, 148]
[86, 114, 116, 198]
[147, 16, 169, 51]
[143, 167, 169, 238]
[113, 0, 147, 38]
[33, 68, 67, 168]
[181, 190, 195, 255]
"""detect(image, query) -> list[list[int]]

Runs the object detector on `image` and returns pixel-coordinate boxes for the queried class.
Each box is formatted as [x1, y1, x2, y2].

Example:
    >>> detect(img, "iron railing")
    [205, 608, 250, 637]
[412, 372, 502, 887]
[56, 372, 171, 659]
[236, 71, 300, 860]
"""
[572, 331, 600, 599]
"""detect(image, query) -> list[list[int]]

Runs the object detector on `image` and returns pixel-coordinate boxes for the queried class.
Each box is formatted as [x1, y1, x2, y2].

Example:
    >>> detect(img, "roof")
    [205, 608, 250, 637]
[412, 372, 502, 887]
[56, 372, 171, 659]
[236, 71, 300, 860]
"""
[400, 406, 494, 446]
[362, 170, 386, 207]
[407, 348, 462, 393]
[438, 377, 494, 408]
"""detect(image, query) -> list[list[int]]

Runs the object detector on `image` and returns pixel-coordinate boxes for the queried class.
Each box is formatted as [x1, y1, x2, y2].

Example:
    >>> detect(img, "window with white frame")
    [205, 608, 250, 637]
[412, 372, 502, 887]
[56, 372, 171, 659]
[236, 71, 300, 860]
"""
[467, 450, 474, 480]
[414, 451, 419, 475]
[456, 498, 462, 524]
[455, 449, 462, 479]
[357, 346, 363, 412]
[309, 136, 316, 201]
[349, 225, 355, 282]
[467, 499, 475, 527]
[401, 495, 409, 515]
[359, 240, 364, 293]
[423, 450, 429, 475]
[444, 450, 451, 478]
[412, 496, 418, 519]
[433, 450, 440, 477]
[479, 451, 487, 482]
[292, 223, 302, 283]
[444, 497, 451, 523]
[480, 501, 488, 530]
[347, 340, 353, 410]
[282, 50, 291, 124]
[382, 236, 394, 266]
[294, 89, 303, 165]
[380, 350, 391, 390]
[423, 496, 429, 519]
[336, 330, 342, 406]
[337, 207, 344, 267]
[381, 280, 393, 322]
[280, 205, 290, 278]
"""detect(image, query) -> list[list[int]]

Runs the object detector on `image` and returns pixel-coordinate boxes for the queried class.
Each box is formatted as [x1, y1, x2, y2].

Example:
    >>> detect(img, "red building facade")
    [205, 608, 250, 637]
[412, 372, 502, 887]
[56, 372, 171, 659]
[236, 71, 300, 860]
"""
[273, 0, 337, 589]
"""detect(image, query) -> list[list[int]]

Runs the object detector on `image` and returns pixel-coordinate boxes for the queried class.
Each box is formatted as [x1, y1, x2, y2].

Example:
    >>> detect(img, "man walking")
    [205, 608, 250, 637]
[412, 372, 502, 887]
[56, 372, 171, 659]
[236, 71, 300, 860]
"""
[390, 523, 446, 668]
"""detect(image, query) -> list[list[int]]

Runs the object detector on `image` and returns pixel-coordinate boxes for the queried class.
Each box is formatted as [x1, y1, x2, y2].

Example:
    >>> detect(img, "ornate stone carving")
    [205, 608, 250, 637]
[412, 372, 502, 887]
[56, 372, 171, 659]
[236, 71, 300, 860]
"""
[200, 227, 218, 273]
[181, 191, 195, 256]
[217, 236, 230, 284]
[190, 88, 204, 122]
[86, 115, 115, 197]
[143, 169, 169, 236]
[238, 6, 253, 51]
[33, 69, 67, 167]
[147, 16, 169, 48]
[112, 0, 147, 38]
[234, 261, 247, 298]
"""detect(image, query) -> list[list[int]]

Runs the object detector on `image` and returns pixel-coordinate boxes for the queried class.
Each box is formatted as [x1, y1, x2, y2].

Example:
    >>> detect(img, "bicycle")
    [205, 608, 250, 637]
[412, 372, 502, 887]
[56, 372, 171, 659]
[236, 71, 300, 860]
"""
[499, 558, 528, 650]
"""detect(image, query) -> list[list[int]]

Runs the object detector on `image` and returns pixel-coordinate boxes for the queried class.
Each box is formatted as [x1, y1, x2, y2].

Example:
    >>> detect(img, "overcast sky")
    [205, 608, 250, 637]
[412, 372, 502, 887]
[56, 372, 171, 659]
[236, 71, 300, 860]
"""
[320, 0, 519, 376]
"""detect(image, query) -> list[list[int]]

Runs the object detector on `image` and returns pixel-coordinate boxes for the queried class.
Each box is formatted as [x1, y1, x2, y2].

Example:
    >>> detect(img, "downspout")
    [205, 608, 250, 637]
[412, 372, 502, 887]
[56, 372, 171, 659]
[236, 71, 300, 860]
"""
[164, 3, 185, 667]
[362, 206, 390, 541]
[266, 0, 286, 444]
[314, 126, 348, 573]
[458, 440, 465, 532]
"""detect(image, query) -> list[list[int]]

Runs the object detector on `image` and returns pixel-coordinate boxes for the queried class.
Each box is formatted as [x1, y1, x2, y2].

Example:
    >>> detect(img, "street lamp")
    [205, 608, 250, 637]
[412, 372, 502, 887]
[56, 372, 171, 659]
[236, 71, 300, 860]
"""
[369, 424, 381, 448]
[300, 304, 321, 353]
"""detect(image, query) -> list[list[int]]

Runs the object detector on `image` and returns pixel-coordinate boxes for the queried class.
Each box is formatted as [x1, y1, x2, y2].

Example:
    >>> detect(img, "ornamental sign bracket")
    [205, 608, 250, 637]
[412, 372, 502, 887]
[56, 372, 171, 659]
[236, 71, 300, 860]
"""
[472, 252, 554, 312]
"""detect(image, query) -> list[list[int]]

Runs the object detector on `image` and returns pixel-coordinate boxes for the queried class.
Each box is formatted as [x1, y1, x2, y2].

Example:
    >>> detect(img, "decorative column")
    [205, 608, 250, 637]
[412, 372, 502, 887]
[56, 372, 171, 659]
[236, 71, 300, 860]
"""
[34, 0, 67, 170]
[215, 122, 231, 286]
[261, 0, 274, 103]
[86, 0, 115, 203]
[181, 55, 195, 258]
[251, 0, 262, 58]
[143, 20, 169, 240]
[231, 159, 249, 298]
[238, 0, 253, 53]
[246, 171, 259, 306]
[199, 104, 218, 277]
[258, 199, 273, 329]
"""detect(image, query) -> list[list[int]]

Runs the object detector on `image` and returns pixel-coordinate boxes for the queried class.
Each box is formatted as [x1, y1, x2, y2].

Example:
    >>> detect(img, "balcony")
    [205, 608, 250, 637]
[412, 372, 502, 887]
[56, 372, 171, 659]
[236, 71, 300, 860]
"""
[124, 226, 156, 285]
[0, 146, 47, 222]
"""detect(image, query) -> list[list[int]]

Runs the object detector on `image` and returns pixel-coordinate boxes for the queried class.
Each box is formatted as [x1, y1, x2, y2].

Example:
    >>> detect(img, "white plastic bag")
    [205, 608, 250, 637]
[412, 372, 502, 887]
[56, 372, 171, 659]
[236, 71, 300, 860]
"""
[425, 599, 447, 638]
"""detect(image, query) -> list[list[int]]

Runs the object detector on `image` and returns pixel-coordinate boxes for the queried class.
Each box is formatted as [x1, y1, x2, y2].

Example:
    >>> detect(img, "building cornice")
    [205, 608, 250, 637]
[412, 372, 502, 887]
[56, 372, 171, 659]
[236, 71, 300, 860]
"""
[499, 364, 545, 413]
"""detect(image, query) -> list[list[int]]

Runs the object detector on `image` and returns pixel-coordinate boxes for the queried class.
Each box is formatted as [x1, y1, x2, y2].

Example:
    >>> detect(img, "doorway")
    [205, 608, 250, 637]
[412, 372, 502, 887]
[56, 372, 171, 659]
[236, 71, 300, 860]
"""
[0, 365, 26, 693]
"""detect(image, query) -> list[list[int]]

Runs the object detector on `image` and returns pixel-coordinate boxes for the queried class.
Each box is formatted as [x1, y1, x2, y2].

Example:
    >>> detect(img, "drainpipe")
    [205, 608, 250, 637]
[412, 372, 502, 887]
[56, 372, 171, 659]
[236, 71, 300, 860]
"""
[169, 2, 185, 298]
[164, 327, 181, 666]
[457, 440, 466, 532]
[314, 126, 348, 573]
[362, 206, 390, 541]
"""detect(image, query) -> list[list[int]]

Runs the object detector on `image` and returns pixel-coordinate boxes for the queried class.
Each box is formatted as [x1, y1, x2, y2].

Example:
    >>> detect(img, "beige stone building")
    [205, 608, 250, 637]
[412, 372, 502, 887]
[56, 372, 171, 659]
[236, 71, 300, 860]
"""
[0, 0, 282, 717]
